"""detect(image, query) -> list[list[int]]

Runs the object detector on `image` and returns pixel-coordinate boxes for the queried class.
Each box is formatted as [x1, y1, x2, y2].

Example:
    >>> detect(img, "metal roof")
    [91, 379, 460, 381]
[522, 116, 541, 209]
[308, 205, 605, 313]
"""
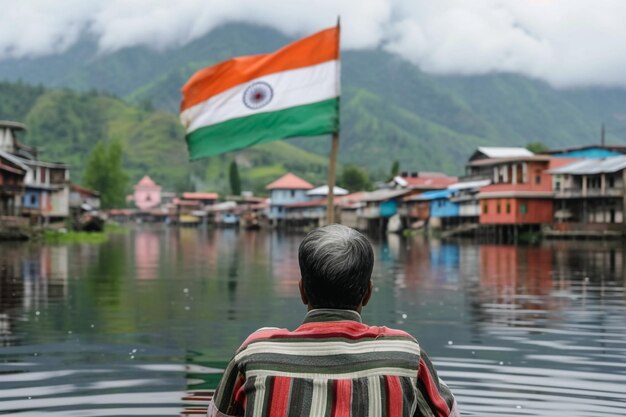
[448, 179, 491, 190]
[0, 121, 27, 131]
[0, 150, 31, 172]
[412, 189, 453, 201]
[307, 185, 349, 196]
[361, 189, 411, 202]
[548, 156, 626, 175]
[476, 147, 534, 158]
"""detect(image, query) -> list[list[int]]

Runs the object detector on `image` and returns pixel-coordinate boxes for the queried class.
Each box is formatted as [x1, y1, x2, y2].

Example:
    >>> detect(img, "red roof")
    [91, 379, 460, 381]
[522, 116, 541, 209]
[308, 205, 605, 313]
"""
[71, 183, 100, 197]
[400, 175, 458, 189]
[173, 198, 200, 207]
[266, 173, 314, 190]
[183, 192, 219, 200]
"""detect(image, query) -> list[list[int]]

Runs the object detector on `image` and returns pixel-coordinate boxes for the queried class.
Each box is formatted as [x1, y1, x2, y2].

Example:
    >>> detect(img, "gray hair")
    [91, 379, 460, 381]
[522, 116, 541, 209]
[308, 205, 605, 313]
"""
[298, 224, 374, 309]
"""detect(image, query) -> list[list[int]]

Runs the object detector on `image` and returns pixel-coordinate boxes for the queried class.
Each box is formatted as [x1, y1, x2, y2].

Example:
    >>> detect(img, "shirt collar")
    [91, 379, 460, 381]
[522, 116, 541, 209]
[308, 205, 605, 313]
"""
[302, 308, 363, 324]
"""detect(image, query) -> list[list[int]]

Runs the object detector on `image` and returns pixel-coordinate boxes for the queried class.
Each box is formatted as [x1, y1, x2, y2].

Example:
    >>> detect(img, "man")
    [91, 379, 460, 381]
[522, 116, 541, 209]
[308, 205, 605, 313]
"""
[207, 224, 460, 417]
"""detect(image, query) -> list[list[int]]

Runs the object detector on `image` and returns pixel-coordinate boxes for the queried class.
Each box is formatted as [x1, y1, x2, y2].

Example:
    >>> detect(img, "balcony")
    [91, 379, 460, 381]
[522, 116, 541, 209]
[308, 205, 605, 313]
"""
[555, 187, 623, 198]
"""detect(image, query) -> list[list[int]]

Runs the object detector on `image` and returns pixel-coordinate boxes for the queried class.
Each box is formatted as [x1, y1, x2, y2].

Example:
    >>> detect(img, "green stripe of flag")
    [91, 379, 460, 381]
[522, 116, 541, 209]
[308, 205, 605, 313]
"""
[186, 98, 339, 160]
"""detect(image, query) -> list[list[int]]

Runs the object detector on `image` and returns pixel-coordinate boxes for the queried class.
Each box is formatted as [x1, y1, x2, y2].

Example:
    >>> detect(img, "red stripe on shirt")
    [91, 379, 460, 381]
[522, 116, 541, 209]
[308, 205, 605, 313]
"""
[385, 376, 403, 417]
[331, 379, 352, 417]
[242, 323, 415, 348]
[418, 358, 450, 417]
[268, 376, 291, 417]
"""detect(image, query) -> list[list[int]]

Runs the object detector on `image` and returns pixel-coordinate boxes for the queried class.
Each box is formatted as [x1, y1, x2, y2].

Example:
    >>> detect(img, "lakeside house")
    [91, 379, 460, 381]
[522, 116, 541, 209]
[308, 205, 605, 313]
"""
[266, 172, 314, 225]
[0, 121, 70, 225]
[0, 151, 26, 217]
[547, 156, 626, 237]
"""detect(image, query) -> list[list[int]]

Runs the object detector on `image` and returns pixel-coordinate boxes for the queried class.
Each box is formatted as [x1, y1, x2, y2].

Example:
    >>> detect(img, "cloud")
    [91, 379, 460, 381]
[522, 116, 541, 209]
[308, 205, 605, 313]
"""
[1, 0, 626, 88]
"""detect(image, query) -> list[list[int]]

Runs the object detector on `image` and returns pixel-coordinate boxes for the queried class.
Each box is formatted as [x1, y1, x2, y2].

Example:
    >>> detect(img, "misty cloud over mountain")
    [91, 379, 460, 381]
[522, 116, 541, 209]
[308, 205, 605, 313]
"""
[1, 0, 626, 88]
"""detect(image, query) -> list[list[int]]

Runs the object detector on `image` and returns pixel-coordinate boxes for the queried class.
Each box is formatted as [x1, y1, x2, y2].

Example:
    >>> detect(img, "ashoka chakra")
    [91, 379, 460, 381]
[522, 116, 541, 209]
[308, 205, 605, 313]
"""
[243, 81, 274, 110]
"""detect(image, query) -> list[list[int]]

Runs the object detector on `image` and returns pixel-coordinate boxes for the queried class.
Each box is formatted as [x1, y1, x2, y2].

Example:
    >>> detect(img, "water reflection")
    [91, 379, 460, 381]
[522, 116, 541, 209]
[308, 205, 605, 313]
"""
[0, 230, 625, 416]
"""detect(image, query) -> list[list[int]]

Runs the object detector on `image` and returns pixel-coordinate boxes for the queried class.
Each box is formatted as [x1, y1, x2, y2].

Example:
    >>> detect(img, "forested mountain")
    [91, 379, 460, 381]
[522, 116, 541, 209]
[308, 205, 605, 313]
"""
[0, 82, 331, 195]
[1, 23, 626, 187]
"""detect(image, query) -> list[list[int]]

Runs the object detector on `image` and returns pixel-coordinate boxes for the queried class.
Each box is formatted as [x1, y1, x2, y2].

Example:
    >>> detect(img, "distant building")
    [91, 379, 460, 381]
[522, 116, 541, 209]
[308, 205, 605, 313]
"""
[69, 184, 101, 212]
[467, 155, 572, 226]
[266, 173, 313, 223]
[548, 156, 626, 237]
[133, 176, 162, 211]
[181, 192, 219, 208]
[392, 172, 458, 191]
[468, 147, 534, 162]
[0, 121, 70, 222]
[0, 151, 26, 216]
[542, 145, 626, 159]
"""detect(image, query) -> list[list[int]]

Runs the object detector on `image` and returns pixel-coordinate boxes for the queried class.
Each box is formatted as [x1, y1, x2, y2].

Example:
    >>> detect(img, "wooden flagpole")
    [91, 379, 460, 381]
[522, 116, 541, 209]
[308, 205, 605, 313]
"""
[326, 132, 339, 224]
[326, 17, 341, 225]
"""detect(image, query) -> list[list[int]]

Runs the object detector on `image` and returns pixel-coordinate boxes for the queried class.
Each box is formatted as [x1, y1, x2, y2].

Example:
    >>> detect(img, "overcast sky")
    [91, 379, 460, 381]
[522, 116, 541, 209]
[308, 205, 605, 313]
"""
[1, 0, 625, 88]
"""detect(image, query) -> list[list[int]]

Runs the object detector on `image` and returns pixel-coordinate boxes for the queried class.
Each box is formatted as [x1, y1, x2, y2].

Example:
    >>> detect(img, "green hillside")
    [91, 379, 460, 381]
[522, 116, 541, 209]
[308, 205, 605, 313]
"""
[1, 23, 626, 176]
[0, 82, 331, 195]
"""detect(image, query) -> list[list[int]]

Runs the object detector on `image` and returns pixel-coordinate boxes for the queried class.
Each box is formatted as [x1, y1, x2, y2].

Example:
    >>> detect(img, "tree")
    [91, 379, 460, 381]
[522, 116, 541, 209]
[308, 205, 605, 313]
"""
[526, 141, 549, 154]
[83, 140, 129, 209]
[390, 160, 400, 179]
[229, 160, 241, 196]
[340, 164, 371, 192]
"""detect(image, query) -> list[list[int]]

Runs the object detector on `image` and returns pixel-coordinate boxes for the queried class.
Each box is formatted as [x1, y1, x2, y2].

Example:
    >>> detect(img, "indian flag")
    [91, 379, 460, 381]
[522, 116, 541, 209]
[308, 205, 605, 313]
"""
[180, 26, 340, 160]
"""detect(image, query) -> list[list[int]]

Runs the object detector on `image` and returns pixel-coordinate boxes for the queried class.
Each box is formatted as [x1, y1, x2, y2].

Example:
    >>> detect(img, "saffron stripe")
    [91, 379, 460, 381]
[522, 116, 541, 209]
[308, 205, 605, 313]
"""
[181, 60, 338, 133]
[180, 26, 339, 110]
[185, 99, 338, 160]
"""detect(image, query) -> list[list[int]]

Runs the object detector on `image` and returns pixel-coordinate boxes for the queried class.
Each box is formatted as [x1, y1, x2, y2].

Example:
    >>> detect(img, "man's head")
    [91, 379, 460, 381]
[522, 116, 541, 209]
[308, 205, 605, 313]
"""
[298, 224, 374, 311]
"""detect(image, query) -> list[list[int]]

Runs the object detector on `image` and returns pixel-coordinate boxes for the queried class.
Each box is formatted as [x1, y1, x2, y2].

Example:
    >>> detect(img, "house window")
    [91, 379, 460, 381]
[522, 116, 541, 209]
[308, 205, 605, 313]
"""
[291, 190, 295, 198]
[506, 201, 511, 214]
[535, 170, 541, 185]
[30, 195, 37, 205]
[483, 202, 488, 214]
[496, 202, 501, 214]
[609, 176, 615, 188]
[520, 203, 527, 215]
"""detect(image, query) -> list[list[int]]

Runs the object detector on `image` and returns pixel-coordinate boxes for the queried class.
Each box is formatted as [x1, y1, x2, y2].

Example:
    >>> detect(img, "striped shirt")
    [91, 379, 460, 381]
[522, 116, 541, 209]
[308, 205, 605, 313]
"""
[207, 309, 460, 417]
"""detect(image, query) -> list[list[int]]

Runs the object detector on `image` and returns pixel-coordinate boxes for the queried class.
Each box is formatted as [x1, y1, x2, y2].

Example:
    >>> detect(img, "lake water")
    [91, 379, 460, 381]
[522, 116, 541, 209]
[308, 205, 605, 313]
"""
[1, 226, 625, 416]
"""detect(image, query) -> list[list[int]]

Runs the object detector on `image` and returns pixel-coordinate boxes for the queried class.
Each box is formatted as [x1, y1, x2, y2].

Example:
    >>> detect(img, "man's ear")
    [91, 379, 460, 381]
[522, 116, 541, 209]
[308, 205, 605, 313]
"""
[361, 281, 373, 307]
[299, 280, 309, 305]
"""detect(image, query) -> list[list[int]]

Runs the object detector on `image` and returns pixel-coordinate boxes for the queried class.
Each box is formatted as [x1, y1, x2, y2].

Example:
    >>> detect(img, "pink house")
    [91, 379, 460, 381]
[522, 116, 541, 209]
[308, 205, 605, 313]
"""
[134, 176, 162, 211]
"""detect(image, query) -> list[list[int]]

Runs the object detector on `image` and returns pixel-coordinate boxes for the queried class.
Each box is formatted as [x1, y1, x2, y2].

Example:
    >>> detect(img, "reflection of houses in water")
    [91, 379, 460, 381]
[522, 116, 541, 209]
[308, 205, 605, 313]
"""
[477, 245, 556, 326]
[402, 238, 461, 288]
[21, 246, 69, 309]
[0, 245, 68, 346]
[134, 230, 161, 280]
[270, 232, 301, 297]
[479, 245, 553, 296]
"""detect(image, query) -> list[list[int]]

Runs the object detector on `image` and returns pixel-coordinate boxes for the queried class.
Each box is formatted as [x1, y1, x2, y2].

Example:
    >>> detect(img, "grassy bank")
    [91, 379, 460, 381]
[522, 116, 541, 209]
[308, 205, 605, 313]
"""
[42, 223, 128, 244]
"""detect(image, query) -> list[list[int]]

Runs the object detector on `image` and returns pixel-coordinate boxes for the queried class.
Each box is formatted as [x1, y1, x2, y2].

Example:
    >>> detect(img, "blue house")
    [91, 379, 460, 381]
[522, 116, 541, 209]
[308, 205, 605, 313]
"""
[266, 173, 313, 223]
[419, 189, 459, 218]
[544, 145, 626, 159]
